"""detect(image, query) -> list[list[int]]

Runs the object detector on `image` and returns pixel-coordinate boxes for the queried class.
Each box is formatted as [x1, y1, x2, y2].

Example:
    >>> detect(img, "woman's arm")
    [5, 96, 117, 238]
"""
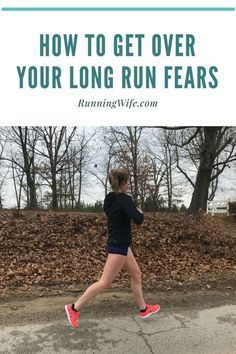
[118, 194, 144, 225]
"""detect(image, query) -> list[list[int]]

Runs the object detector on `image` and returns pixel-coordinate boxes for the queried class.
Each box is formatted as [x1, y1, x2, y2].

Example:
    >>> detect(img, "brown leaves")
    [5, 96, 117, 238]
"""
[0, 210, 235, 298]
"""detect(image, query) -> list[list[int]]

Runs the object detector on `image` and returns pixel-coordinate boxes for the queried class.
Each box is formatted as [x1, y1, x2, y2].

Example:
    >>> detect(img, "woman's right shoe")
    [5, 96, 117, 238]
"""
[65, 304, 80, 328]
[139, 304, 160, 319]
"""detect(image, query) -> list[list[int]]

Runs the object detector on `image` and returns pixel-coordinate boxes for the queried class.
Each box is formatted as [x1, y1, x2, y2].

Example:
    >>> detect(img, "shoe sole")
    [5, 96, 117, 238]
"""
[65, 305, 78, 329]
[139, 305, 161, 319]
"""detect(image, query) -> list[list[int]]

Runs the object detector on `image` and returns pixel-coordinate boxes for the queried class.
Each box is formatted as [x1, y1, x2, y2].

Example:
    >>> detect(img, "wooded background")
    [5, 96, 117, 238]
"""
[0, 126, 235, 215]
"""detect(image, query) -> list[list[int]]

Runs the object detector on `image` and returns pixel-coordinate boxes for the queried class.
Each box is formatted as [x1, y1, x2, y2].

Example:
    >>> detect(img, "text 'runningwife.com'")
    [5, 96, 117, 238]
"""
[77, 98, 159, 110]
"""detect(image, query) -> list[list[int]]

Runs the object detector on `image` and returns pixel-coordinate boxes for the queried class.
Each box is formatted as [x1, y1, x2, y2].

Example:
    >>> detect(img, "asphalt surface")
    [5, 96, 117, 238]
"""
[0, 304, 236, 354]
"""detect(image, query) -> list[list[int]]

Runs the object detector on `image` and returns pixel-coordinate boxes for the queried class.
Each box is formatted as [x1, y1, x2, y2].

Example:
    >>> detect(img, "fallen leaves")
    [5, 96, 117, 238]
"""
[0, 210, 235, 297]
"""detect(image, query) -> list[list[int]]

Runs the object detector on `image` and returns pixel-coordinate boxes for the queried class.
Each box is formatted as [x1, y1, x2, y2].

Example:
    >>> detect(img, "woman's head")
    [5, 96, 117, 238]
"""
[108, 168, 129, 194]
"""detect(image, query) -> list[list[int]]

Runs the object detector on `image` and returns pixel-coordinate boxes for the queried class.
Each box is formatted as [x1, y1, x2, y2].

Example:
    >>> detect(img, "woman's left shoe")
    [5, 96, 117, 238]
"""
[139, 304, 160, 319]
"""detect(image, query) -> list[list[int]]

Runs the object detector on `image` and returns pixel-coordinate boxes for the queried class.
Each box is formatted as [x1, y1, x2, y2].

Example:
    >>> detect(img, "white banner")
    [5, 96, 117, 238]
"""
[0, 1, 235, 125]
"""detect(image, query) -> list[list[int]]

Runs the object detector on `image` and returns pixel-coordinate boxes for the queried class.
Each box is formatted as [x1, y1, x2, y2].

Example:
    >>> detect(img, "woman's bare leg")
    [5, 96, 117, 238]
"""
[122, 248, 146, 309]
[74, 253, 126, 311]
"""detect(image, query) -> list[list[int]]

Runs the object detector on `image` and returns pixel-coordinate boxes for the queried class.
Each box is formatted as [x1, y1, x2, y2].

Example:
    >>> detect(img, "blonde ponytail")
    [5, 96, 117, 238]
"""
[108, 168, 129, 194]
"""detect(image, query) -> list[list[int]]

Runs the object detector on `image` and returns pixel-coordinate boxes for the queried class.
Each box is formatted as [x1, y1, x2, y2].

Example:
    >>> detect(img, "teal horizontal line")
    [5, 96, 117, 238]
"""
[1, 7, 235, 12]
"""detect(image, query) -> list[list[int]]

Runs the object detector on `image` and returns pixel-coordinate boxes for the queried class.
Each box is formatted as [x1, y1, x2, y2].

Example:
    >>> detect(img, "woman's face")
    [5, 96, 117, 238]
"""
[120, 179, 128, 192]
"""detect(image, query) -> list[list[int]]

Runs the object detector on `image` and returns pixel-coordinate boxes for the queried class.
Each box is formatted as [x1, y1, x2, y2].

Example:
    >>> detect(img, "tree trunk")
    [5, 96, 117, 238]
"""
[78, 169, 82, 206]
[26, 174, 38, 209]
[51, 173, 58, 210]
[132, 127, 139, 204]
[18, 127, 38, 209]
[187, 128, 218, 215]
[187, 166, 212, 214]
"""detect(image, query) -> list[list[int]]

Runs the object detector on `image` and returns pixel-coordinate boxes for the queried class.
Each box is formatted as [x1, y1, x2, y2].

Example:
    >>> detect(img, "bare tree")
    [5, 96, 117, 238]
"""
[147, 154, 165, 205]
[0, 139, 7, 209]
[65, 128, 96, 209]
[172, 127, 236, 215]
[109, 126, 144, 203]
[35, 127, 76, 210]
[11, 161, 24, 212]
[0, 127, 39, 209]
[145, 129, 182, 211]
[137, 152, 154, 207]
[12, 127, 38, 209]
[89, 128, 116, 198]
[0, 135, 6, 209]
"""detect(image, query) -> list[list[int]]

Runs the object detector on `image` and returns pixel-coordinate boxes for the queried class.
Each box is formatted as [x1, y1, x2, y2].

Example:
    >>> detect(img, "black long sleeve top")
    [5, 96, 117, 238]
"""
[103, 192, 144, 247]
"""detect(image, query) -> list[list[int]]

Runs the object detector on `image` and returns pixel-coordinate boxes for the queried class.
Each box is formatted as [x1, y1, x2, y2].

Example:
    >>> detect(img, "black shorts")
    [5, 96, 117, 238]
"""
[106, 244, 129, 256]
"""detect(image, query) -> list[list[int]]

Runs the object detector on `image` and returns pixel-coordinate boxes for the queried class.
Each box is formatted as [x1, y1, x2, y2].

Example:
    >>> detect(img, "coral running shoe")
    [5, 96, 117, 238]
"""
[139, 304, 160, 319]
[65, 304, 80, 328]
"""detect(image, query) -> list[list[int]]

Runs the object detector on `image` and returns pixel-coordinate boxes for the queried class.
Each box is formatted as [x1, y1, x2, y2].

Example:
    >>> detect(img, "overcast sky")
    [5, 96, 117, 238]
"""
[1, 127, 235, 209]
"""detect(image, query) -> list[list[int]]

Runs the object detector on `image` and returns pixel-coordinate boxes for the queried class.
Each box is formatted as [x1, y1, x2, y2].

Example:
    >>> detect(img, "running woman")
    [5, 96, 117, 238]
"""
[65, 168, 160, 328]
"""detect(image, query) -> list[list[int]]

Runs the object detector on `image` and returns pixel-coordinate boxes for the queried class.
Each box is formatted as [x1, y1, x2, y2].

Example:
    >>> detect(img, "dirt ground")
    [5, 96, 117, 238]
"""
[0, 285, 236, 328]
[1, 265, 236, 327]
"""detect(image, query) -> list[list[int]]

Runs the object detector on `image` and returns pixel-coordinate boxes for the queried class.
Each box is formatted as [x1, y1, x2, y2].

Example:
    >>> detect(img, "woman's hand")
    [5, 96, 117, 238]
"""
[137, 207, 143, 214]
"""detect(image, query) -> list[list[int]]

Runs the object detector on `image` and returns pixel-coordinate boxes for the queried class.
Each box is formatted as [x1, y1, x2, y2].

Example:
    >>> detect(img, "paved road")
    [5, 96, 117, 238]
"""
[0, 304, 236, 354]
